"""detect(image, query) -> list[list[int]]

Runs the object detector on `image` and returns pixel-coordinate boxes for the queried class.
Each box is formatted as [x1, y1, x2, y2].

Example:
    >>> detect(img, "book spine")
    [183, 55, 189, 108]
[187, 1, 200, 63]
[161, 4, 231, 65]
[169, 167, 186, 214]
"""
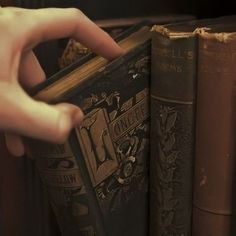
[0, 0, 14, 6]
[192, 31, 236, 236]
[150, 31, 197, 235]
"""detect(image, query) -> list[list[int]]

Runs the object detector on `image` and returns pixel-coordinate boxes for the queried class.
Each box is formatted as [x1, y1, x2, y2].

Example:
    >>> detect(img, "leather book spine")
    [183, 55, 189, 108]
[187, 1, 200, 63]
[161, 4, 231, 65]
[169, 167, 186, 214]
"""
[150, 29, 197, 236]
[192, 30, 236, 236]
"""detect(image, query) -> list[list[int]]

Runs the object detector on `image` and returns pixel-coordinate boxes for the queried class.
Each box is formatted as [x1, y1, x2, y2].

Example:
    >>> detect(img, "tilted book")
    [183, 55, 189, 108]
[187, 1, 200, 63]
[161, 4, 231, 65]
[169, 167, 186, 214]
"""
[28, 23, 151, 236]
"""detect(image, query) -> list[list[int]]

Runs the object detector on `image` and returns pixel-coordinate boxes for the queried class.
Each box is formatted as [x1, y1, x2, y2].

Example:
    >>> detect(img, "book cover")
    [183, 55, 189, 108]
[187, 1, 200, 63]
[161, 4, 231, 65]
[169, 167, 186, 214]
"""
[28, 25, 151, 236]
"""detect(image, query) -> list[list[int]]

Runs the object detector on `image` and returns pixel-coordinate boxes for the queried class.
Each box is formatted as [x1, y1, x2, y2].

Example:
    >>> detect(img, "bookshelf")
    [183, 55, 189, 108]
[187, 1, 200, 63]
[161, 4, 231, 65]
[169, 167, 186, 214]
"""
[1, 1, 236, 236]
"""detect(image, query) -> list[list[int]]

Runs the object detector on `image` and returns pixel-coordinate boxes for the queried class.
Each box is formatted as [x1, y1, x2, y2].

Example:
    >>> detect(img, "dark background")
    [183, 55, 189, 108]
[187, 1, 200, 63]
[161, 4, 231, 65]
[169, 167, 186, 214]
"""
[16, 0, 236, 19]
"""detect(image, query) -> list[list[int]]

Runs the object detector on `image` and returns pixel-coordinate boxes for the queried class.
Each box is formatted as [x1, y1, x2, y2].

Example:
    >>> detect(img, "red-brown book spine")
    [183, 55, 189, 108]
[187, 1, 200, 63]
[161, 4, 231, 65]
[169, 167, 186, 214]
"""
[192, 27, 236, 236]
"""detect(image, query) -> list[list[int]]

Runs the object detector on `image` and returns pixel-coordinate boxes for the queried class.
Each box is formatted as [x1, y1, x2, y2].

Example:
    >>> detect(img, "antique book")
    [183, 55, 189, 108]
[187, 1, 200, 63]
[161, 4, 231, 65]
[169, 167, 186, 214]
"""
[28, 23, 151, 236]
[149, 16, 236, 236]
[150, 20, 198, 236]
[59, 14, 195, 69]
[192, 23, 236, 236]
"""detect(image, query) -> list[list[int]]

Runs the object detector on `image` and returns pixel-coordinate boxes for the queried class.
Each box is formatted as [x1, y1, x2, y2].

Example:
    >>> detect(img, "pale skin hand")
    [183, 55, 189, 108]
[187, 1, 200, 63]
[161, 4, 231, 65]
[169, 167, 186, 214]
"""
[0, 7, 123, 156]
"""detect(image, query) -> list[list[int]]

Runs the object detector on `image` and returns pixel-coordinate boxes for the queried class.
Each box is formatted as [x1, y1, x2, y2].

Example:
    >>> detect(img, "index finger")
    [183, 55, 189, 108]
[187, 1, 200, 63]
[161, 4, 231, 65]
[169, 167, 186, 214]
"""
[16, 8, 123, 60]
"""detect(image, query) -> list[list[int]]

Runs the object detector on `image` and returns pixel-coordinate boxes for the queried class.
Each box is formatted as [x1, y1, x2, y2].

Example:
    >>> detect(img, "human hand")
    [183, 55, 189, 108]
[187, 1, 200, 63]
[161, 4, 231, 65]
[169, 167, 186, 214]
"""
[0, 7, 123, 156]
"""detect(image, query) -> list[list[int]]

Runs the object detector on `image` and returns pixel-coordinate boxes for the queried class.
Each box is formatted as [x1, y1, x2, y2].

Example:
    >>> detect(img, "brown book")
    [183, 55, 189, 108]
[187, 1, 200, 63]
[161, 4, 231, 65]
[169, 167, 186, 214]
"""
[192, 23, 236, 236]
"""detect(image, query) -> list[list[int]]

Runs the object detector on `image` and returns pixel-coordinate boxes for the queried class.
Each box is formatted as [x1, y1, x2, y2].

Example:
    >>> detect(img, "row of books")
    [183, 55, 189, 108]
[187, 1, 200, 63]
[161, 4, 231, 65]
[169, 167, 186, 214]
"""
[28, 15, 236, 236]
[151, 16, 236, 236]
